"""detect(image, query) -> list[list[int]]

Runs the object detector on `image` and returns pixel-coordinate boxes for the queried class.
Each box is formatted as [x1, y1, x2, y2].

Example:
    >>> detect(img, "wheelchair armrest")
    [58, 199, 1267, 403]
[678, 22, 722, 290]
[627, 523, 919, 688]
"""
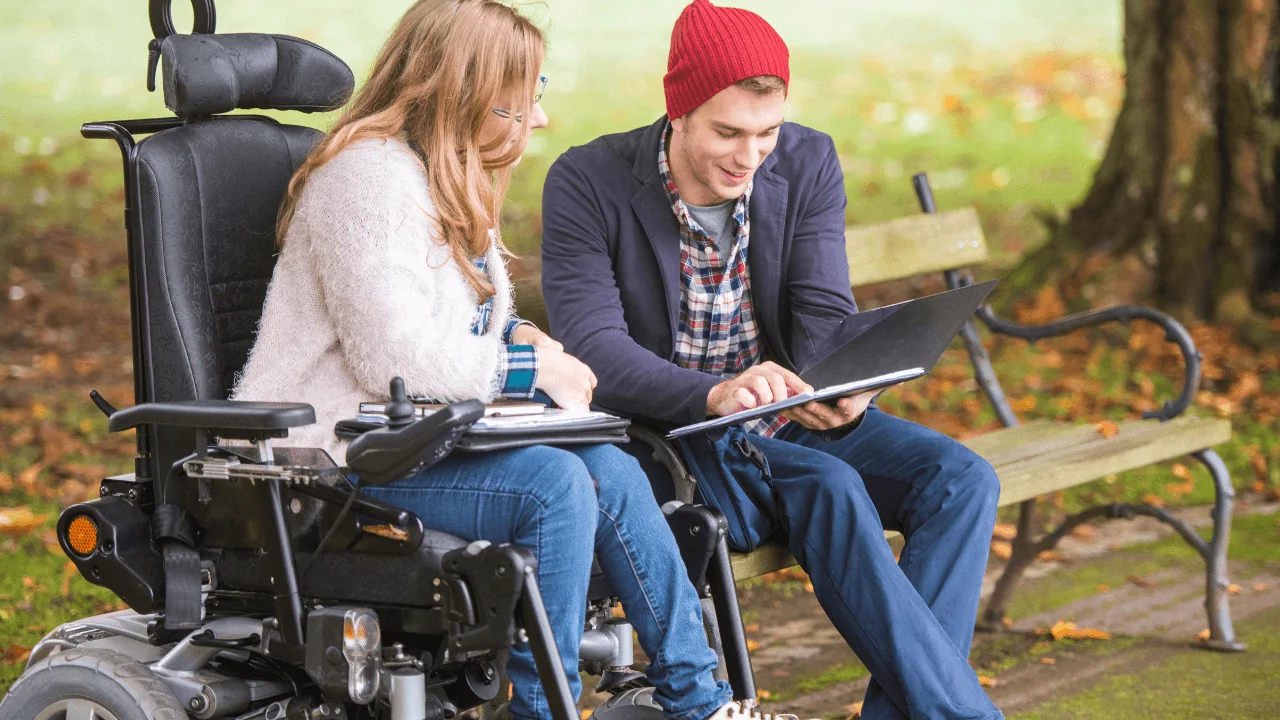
[107, 399, 316, 437]
[626, 422, 699, 505]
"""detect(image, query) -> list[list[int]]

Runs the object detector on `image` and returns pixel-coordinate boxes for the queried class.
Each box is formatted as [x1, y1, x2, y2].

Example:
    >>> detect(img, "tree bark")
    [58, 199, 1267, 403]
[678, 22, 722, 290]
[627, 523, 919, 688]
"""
[1016, 0, 1278, 325]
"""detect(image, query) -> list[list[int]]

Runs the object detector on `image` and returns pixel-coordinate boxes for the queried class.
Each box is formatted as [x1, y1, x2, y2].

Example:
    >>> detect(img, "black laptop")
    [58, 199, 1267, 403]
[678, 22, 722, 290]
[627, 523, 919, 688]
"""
[666, 280, 997, 438]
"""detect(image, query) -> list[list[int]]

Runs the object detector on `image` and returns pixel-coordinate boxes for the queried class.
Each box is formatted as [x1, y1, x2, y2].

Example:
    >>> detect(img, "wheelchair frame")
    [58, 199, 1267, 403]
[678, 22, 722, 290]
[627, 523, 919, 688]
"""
[5, 3, 764, 719]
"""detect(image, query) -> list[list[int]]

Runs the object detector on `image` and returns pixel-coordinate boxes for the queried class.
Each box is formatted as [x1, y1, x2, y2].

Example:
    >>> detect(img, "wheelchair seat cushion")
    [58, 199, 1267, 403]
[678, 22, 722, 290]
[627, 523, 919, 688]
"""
[161, 33, 354, 118]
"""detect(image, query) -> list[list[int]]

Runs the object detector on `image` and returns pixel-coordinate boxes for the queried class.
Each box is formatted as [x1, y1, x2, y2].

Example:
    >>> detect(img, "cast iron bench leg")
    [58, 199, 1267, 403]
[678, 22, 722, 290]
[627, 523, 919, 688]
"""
[1195, 448, 1245, 651]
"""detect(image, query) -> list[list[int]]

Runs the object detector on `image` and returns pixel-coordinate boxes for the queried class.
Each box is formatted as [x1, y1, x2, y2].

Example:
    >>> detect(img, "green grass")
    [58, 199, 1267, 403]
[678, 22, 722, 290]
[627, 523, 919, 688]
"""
[766, 662, 871, 703]
[1014, 605, 1280, 719]
[0, 497, 124, 692]
[2, 0, 1127, 271]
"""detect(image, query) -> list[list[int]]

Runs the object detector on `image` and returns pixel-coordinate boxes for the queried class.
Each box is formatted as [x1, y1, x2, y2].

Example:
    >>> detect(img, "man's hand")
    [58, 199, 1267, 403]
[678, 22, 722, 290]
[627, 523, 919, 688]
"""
[780, 389, 879, 431]
[706, 361, 812, 417]
[511, 323, 564, 350]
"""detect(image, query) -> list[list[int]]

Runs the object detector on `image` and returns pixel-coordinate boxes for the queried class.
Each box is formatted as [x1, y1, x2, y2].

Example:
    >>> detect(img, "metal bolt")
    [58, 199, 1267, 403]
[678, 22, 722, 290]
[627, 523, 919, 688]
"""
[128, 488, 138, 499]
[99, 486, 108, 495]
[432, 577, 441, 587]
[689, 525, 701, 535]
[496, 565, 507, 577]
[289, 498, 302, 514]
[190, 696, 207, 711]
[432, 593, 441, 602]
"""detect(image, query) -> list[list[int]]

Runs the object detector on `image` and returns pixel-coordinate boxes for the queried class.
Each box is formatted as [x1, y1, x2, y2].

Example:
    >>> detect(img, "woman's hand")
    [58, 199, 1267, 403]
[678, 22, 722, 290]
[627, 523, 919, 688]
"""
[536, 346, 597, 411]
[511, 323, 563, 350]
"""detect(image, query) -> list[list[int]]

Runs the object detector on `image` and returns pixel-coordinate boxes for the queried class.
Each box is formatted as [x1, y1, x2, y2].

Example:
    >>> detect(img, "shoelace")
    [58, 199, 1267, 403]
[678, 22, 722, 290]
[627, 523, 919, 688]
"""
[725, 702, 800, 720]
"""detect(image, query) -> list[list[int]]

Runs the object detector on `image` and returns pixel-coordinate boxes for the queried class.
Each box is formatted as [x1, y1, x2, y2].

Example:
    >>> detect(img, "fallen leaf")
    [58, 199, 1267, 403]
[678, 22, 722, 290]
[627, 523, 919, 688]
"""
[61, 560, 76, 598]
[1252, 583, 1269, 592]
[1140, 493, 1166, 509]
[1036, 550, 1070, 563]
[16, 464, 44, 495]
[977, 674, 997, 688]
[580, 710, 593, 720]
[1126, 575, 1155, 589]
[744, 623, 760, 633]
[1094, 420, 1119, 439]
[1194, 628, 1211, 642]
[990, 541, 1012, 560]
[1171, 463, 1192, 481]
[757, 690, 771, 700]
[1002, 616, 1013, 628]
[0, 507, 48, 537]
[1096, 584, 1111, 592]
[1227, 584, 1242, 595]
[1039, 657, 1056, 665]
[1049, 620, 1111, 640]
[746, 639, 761, 652]
[771, 670, 790, 678]
[844, 701, 863, 719]
[1227, 372, 1262, 402]
[1069, 524, 1096, 541]
[1, 645, 31, 664]
[992, 523, 1018, 541]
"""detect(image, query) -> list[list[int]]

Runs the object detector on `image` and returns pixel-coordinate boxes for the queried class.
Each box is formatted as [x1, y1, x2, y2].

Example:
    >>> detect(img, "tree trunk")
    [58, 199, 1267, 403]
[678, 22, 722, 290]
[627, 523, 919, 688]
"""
[1015, 0, 1279, 326]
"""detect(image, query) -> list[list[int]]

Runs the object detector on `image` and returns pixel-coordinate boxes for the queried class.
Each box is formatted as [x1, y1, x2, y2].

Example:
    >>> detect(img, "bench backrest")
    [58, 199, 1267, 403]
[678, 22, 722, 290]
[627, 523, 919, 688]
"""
[846, 206, 987, 289]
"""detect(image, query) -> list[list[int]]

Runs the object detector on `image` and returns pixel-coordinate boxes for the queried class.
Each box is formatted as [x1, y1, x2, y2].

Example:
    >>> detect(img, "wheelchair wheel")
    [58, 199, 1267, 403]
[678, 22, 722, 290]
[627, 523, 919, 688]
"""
[589, 687, 665, 720]
[0, 648, 187, 720]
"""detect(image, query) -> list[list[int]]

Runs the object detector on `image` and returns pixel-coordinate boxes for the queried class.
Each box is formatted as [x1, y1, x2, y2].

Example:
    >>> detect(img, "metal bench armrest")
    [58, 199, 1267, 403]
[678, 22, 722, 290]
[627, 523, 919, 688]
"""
[973, 303, 1201, 421]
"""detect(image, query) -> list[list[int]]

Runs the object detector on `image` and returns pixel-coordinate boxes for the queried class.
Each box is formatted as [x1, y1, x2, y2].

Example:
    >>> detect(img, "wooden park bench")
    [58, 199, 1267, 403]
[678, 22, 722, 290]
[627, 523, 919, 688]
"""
[513, 173, 1242, 652]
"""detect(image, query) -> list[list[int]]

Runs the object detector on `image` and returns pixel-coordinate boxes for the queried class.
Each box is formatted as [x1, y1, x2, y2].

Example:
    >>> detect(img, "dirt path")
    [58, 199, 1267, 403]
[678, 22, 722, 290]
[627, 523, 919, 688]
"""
[740, 502, 1280, 719]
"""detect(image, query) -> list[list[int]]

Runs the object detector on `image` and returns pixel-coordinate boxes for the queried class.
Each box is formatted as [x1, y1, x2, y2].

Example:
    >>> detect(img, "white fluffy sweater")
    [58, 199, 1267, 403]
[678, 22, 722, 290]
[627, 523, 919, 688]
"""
[231, 137, 514, 465]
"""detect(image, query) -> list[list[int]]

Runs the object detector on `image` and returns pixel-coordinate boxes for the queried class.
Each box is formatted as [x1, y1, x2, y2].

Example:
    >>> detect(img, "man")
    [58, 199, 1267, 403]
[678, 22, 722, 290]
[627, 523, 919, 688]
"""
[541, 1, 1003, 718]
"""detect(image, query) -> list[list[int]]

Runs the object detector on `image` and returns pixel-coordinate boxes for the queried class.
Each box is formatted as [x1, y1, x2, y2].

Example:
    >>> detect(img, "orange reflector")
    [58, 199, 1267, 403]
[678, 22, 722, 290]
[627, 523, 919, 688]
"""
[67, 515, 98, 556]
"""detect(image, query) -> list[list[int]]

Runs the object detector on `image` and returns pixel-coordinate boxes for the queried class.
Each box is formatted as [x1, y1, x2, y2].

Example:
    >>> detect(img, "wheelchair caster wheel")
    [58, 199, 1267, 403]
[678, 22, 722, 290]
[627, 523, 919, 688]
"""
[589, 687, 665, 720]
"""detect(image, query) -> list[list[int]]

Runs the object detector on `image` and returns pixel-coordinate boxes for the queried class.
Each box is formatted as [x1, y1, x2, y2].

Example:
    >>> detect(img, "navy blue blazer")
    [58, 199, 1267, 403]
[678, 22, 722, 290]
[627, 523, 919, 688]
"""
[541, 116, 859, 426]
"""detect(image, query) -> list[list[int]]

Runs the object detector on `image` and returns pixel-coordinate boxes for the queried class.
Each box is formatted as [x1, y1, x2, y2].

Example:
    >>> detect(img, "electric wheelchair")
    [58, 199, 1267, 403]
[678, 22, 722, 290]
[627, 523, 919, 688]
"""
[0, 3, 759, 719]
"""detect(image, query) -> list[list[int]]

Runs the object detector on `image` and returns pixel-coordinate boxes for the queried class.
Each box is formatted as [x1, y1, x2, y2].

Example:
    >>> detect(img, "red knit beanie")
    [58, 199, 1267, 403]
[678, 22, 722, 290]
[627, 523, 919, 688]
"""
[663, 0, 790, 120]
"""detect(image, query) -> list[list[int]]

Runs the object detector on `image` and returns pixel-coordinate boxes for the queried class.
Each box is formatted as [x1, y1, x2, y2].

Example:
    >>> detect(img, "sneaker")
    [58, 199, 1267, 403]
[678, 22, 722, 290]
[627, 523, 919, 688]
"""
[705, 700, 802, 720]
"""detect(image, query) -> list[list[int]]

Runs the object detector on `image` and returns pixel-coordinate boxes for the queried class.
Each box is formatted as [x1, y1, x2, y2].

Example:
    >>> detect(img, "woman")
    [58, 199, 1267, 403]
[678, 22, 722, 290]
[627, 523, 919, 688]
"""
[233, 3, 788, 720]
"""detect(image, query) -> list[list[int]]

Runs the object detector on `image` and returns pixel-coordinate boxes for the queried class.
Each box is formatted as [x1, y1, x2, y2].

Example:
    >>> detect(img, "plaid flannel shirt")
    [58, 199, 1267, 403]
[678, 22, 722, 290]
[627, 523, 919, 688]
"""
[472, 255, 537, 399]
[658, 125, 788, 437]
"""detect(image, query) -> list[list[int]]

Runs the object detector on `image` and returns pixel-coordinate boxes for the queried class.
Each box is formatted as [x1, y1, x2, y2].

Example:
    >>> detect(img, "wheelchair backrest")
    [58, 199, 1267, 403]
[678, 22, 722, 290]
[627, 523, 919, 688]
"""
[128, 33, 353, 478]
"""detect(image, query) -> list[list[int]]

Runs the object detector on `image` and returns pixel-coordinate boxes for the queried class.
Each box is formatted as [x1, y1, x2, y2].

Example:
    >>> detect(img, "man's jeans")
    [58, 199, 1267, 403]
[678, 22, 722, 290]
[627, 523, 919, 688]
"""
[679, 407, 1004, 720]
[364, 443, 731, 720]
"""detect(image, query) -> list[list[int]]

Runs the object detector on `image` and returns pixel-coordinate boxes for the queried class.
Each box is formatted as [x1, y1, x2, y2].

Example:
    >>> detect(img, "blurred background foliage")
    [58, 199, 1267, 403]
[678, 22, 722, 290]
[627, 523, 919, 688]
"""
[4, 0, 1280, 699]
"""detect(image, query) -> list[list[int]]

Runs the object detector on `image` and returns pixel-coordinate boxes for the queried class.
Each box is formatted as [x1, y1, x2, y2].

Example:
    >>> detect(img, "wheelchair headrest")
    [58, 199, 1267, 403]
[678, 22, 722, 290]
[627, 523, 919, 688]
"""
[161, 33, 354, 118]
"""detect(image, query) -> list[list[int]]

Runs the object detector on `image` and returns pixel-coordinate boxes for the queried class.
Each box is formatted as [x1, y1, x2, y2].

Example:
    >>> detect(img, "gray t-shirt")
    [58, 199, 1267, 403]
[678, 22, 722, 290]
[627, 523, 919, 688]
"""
[685, 199, 738, 261]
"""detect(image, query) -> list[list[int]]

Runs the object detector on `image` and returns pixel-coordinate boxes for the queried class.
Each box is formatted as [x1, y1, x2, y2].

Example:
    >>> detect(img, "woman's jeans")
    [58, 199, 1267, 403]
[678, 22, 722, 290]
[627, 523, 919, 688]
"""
[363, 443, 731, 720]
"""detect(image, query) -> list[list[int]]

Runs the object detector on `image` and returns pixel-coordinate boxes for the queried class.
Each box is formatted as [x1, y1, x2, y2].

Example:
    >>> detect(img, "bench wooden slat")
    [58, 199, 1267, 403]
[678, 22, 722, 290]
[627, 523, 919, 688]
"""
[847, 207, 988, 288]
[729, 415, 1232, 580]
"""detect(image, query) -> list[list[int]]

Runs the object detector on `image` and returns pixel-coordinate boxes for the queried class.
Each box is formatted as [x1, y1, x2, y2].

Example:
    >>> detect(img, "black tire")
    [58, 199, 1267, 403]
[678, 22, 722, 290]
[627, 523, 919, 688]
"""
[589, 687, 665, 720]
[0, 648, 188, 720]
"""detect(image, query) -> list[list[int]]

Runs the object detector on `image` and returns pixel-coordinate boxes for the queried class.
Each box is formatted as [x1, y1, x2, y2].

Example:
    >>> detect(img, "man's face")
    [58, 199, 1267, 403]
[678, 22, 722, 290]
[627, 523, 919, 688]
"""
[669, 84, 785, 206]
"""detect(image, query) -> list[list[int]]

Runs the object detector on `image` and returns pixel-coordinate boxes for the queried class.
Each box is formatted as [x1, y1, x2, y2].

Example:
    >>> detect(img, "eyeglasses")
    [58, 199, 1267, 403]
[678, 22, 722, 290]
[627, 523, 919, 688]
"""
[492, 75, 547, 123]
